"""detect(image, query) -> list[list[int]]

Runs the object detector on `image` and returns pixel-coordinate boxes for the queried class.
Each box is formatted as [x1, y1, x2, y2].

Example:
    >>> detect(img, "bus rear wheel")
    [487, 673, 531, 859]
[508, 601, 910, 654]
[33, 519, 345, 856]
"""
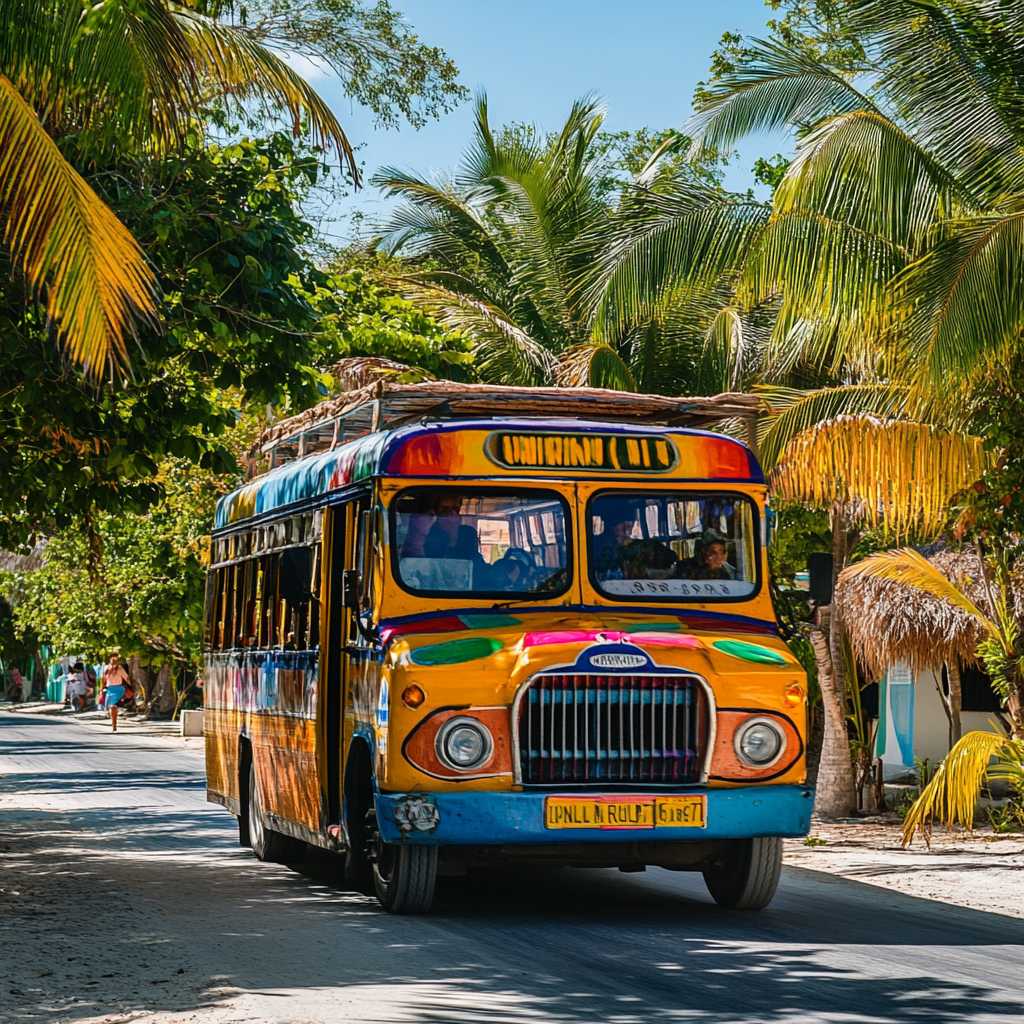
[702, 837, 782, 911]
[247, 760, 303, 865]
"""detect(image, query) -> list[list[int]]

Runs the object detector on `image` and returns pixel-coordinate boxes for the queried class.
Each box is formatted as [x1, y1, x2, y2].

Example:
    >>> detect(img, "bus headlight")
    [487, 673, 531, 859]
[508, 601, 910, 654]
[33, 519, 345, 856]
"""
[735, 718, 785, 767]
[436, 717, 493, 771]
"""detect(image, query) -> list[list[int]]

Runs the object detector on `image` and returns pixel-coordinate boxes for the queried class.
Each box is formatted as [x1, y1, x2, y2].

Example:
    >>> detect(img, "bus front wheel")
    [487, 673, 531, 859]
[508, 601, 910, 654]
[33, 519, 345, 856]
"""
[702, 837, 782, 911]
[373, 840, 438, 915]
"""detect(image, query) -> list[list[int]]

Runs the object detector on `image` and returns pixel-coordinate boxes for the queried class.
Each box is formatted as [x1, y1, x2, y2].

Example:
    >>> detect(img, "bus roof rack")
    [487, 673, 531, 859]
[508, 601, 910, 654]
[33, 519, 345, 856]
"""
[250, 377, 765, 472]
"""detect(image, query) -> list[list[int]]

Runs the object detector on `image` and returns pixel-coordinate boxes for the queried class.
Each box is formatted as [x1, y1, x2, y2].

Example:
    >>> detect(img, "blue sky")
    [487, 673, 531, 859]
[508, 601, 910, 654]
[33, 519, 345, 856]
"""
[299, 1, 787, 239]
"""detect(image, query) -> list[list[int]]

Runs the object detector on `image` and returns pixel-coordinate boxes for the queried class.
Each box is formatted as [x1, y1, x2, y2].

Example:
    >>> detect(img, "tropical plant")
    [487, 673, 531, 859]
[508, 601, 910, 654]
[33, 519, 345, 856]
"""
[373, 96, 747, 396]
[687, 0, 1024, 408]
[902, 730, 1024, 844]
[768, 420, 990, 817]
[843, 548, 1024, 738]
[0, 0, 355, 374]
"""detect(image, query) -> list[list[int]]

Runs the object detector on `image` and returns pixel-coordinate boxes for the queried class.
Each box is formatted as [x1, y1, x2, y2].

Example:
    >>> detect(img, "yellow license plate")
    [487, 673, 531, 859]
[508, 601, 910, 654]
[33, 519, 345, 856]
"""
[544, 794, 706, 830]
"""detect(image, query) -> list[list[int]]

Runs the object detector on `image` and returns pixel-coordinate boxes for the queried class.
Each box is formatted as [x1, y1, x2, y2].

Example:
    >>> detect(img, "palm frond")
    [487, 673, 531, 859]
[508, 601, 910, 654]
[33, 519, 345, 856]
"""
[902, 729, 1012, 845]
[172, 7, 356, 176]
[894, 204, 1024, 390]
[756, 383, 914, 469]
[0, 73, 158, 373]
[843, 549, 997, 636]
[688, 37, 883, 158]
[588, 181, 769, 339]
[771, 416, 989, 539]
[850, 0, 1024, 199]
[395, 279, 556, 386]
[553, 343, 635, 391]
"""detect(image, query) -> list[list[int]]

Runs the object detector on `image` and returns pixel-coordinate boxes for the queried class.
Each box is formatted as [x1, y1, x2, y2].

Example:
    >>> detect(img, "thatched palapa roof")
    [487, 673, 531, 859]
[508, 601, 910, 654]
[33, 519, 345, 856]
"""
[836, 548, 1023, 677]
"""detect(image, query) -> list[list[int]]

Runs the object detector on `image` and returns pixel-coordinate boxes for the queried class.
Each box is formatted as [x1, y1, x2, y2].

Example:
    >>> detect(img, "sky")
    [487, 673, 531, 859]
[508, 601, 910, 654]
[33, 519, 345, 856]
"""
[298, 1, 788, 240]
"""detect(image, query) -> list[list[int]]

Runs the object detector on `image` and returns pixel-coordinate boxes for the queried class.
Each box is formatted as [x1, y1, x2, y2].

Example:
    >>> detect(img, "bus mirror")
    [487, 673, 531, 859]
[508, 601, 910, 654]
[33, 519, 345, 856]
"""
[341, 568, 362, 608]
[807, 552, 834, 606]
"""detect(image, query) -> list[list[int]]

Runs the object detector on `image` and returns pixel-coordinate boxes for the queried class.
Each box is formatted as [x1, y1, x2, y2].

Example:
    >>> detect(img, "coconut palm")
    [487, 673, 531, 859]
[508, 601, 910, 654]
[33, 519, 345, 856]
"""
[768, 421, 992, 816]
[373, 95, 753, 396]
[0, 0, 355, 375]
[686, 0, 1024, 403]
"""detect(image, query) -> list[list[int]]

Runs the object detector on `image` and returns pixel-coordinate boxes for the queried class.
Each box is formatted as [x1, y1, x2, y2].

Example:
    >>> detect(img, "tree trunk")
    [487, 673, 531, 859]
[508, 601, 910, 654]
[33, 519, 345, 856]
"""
[811, 609, 857, 818]
[1007, 678, 1024, 740]
[147, 664, 176, 719]
[942, 661, 963, 749]
[810, 509, 858, 819]
[128, 655, 150, 711]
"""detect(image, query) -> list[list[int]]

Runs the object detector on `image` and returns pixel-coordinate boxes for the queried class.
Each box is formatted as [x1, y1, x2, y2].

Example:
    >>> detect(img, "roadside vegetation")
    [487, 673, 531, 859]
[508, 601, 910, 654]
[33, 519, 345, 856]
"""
[1, 0, 1023, 833]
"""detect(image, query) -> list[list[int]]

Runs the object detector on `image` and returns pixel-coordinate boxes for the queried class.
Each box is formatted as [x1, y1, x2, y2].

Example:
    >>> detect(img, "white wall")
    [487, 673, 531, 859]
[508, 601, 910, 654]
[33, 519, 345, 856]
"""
[913, 666, 1002, 766]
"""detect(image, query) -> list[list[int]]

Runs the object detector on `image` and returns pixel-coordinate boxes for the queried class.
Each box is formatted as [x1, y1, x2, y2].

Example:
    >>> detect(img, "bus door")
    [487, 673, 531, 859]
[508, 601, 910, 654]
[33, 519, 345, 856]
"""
[319, 493, 372, 837]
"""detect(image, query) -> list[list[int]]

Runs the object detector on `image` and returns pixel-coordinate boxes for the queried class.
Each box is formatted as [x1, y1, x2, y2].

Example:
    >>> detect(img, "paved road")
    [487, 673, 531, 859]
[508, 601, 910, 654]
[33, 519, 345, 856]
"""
[1, 712, 1023, 1024]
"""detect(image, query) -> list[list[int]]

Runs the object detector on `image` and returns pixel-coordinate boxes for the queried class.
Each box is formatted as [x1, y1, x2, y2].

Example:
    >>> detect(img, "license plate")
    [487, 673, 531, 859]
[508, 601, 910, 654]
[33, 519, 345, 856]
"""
[544, 794, 706, 830]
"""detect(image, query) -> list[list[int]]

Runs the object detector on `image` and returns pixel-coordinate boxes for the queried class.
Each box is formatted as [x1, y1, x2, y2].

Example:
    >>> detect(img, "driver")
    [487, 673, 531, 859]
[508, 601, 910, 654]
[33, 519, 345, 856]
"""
[591, 502, 637, 578]
[423, 493, 482, 562]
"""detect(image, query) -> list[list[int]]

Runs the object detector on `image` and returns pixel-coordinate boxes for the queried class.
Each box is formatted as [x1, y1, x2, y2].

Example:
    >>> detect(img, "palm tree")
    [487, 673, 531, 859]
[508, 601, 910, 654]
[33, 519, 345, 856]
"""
[686, 0, 1024, 405]
[0, 0, 356, 375]
[373, 95, 752, 396]
[840, 548, 1024, 842]
[601, 0, 1024, 816]
[769, 419, 991, 816]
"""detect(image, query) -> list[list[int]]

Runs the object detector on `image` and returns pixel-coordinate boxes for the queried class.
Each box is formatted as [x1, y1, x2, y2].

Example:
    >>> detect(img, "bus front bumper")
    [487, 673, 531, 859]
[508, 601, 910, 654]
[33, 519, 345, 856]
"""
[375, 784, 813, 845]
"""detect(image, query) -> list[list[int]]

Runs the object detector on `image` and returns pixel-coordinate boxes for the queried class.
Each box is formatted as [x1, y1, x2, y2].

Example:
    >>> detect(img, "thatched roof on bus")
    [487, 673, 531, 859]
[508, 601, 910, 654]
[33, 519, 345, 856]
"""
[835, 547, 1023, 676]
[252, 364, 764, 460]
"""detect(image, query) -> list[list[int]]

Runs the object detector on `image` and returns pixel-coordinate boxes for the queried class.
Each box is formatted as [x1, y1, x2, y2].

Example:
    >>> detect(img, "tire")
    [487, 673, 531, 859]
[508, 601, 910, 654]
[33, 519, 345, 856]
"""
[247, 759, 303, 865]
[373, 841, 438, 915]
[343, 753, 374, 895]
[702, 837, 783, 911]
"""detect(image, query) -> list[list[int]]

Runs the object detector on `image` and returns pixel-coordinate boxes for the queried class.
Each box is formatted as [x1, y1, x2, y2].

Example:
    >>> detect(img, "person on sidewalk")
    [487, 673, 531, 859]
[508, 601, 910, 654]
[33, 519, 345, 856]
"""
[66, 662, 90, 712]
[101, 654, 130, 732]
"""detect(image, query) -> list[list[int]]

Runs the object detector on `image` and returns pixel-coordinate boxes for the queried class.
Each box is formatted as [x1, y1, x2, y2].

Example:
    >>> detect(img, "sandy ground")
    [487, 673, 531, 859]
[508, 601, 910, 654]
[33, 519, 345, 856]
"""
[2, 711, 1024, 1024]
[784, 818, 1024, 920]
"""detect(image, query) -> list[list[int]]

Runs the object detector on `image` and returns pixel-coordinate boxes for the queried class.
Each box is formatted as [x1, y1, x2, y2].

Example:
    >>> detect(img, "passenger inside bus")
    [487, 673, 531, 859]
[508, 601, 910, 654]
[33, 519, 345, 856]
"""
[394, 489, 568, 595]
[675, 534, 737, 581]
[589, 492, 755, 596]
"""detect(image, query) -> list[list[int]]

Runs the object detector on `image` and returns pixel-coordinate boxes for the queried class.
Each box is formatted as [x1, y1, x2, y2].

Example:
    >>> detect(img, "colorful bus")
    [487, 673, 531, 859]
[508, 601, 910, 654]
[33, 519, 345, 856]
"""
[203, 382, 811, 913]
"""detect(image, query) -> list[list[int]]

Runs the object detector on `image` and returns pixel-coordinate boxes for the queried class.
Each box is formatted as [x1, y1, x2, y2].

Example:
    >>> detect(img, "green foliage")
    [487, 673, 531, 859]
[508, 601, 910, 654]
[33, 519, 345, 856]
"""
[5, 439, 252, 667]
[953, 354, 1024, 544]
[318, 257, 474, 378]
[223, 0, 468, 130]
[0, 130, 330, 548]
[769, 500, 831, 584]
[752, 153, 790, 191]
[495, 122, 726, 200]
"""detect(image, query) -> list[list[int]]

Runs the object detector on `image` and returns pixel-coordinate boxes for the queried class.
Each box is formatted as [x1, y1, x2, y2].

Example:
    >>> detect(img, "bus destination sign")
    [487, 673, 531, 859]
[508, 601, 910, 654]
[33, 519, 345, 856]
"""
[485, 431, 678, 473]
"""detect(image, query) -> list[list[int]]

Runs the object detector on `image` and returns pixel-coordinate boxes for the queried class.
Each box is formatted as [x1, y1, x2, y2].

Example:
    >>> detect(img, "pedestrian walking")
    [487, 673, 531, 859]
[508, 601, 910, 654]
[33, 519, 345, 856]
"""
[66, 662, 91, 712]
[100, 653, 130, 733]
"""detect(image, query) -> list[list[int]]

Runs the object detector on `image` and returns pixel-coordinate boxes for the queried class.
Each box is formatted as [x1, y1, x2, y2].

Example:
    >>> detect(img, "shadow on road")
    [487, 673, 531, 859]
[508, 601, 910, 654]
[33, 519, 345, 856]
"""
[2, 713, 1022, 1024]
[1, 797, 1022, 1024]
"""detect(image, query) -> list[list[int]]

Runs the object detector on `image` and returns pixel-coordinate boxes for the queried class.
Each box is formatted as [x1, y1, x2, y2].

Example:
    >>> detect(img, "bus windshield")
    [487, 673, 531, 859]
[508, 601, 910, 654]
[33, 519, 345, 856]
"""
[588, 491, 758, 600]
[392, 488, 571, 597]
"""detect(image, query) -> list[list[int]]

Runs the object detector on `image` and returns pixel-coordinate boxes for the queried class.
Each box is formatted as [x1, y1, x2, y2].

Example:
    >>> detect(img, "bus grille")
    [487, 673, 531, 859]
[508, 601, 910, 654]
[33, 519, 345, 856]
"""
[516, 674, 708, 785]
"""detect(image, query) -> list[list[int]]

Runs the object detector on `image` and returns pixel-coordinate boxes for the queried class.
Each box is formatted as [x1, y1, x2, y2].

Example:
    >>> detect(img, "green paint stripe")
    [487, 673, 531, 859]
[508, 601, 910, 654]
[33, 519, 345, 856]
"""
[712, 639, 788, 665]
[410, 637, 503, 666]
[459, 614, 522, 629]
